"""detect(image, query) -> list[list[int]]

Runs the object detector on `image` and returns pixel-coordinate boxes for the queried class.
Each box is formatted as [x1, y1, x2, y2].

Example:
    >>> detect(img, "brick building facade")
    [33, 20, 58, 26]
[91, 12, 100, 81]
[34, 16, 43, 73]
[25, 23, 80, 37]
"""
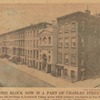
[0, 10, 100, 82]
[56, 10, 100, 82]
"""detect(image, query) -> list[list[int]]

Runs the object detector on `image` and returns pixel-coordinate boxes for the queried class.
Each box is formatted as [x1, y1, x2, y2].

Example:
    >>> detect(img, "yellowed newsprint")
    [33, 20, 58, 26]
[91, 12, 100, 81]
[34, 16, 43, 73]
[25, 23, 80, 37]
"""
[0, 0, 100, 100]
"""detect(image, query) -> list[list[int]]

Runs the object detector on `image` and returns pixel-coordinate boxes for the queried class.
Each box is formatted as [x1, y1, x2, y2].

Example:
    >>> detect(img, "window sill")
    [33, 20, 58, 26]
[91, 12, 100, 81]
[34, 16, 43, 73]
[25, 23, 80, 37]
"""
[65, 63, 69, 65]
[65, 32, 69, 33]
[59, 33, 63, 34]
[58, 46, 63, 48]
[71, 64, 77, 67]
[64, 47, 69, 48]
[71, 31, 76, 33]
[71, 47, 76, 49]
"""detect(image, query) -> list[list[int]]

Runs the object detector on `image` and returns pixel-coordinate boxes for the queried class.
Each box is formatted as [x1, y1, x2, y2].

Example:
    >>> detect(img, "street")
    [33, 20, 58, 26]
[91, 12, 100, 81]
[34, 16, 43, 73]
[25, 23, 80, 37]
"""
[0, 60, 53, 87]
[0, 58, 100, 88]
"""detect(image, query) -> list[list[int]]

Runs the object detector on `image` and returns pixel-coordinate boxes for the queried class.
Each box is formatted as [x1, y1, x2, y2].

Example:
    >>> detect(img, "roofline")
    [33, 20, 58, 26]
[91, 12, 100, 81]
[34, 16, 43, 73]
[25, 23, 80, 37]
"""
[57, 11, 90, 20]
[0, 22, 52, 36]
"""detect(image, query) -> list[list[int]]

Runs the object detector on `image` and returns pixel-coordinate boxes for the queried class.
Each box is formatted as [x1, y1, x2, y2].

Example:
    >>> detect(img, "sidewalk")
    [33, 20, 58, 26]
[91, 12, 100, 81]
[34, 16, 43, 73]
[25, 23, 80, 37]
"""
[0, 58, 100, 88]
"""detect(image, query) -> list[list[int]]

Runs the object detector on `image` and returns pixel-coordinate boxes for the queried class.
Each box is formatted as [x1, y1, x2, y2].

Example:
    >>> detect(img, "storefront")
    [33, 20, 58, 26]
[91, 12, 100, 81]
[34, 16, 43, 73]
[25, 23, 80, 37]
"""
[47, 64, 52, 73]
[56, 64, 64, 78]
[80, 68, 85, 80]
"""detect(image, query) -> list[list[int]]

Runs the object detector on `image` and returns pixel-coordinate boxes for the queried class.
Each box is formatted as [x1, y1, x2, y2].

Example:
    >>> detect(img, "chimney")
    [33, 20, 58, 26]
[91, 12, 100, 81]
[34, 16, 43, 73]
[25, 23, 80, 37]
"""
[85, 5, 91, 15]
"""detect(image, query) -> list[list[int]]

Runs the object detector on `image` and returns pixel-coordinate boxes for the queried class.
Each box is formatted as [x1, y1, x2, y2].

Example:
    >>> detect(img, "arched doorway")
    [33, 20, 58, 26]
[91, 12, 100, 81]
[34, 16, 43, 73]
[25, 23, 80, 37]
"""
[42, 54, 47, 71]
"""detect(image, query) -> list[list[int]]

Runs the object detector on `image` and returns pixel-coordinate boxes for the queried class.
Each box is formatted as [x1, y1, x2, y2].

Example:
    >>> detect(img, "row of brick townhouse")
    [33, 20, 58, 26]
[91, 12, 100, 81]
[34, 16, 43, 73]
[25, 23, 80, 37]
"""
[56, 9, 100, 82]
[0, 9, 100, 82]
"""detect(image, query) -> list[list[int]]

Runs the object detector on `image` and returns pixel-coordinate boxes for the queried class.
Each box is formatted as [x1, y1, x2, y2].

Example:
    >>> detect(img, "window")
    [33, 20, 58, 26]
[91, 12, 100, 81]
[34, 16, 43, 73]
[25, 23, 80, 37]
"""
[34, 40, 35, 47]
[59, 25, 63, 34]
[71, 54, 76, 65]
[48, 51, 51, 54]
[33, 50, 35, 58]
[81, 60, 84, 66]
[32, 50, 35, 58]
[58, 53, 62, 64]
[65, 54, 69, 64]
[30, 40, 32, 47]
[37, 40, 38, 47]
[34, 31, 35, 37]
[59, 38, 63, 47]
[71, 22, 76, 32]
[31, 30, 32, 34]
[39, 51, 41, 59]
[21, 40, 22, 47]
[28, 32, 29, 37]
[48, 55, 51, 62]
[22, 33, 23, 38]
[27, 40, 29, 47]
[22, 33, 24, 38]
[81, 21, 85, 31]
[37, 50, 38, 59]
[20, 33, 22, 38]
[37, 30, 38, 34]
[65, 38, 69, 47]
[71, 70, 75, 79]
[23, 40, 25, 47]
[19, 40, 20, 46]
[23, 49, 24, 56]
[81, 38, 84, 47]
[65, 24, 69, 33]
[29, 40, 31, 47]
[35, 30, 38, 37]
[64, 69, 68, 76]
[26, 32, 28, 37]
[43, 37, 47, 44]
[33, 32, 34, 37]
[33, 41, 34, 47]
[35, 31, 37, 37]
[28, 50, 29, 58]
[48, 37, 51, 44]
[71, 37, 76, 48]
[30, 50, 32, 58]
[40, 38, 41, 45]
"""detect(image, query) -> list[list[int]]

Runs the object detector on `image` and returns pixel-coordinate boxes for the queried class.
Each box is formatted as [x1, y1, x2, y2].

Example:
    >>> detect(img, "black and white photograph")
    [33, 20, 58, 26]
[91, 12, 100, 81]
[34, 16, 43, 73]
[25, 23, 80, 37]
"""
[0, 3, 100, 88]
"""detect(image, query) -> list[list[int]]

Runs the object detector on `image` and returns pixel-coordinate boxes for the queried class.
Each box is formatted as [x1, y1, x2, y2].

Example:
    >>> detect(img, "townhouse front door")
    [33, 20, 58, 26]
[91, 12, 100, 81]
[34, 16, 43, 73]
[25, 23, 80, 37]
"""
[42, 54, 47, 71]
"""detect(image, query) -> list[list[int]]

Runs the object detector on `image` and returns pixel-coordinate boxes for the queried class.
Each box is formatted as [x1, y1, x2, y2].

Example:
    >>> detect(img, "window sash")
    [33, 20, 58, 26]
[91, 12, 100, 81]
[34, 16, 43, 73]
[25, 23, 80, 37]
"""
[58, 53, 62, 63]
[59, 38, 63, 47]
[59, 25, 64, 33]
[71, 38, 76, 48]
[71, 55, 76, 65]
[65, 24, 69, 33]
[65, 38, 69, 47]
[65, 54, 68, 64]
[71, 23, 76, 32]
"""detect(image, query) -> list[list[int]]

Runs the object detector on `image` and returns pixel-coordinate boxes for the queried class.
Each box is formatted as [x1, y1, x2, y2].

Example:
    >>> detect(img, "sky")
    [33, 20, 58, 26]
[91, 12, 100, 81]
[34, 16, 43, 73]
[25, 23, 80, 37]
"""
[0, 4, 100, 34]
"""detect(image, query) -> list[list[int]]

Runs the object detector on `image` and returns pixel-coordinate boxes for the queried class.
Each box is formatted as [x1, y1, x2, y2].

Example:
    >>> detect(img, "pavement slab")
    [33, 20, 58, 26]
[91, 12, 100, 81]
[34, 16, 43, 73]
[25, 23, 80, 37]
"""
[0, 58, 100, 88]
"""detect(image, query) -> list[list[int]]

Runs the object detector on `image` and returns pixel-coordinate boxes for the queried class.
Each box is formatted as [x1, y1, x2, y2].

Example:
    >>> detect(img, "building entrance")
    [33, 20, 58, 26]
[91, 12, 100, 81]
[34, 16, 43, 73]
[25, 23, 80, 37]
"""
[81, 70, 85, 80]
[42, 54, 47, 71]
[57, 68, 61, 77]
[47, 64, 51, 73]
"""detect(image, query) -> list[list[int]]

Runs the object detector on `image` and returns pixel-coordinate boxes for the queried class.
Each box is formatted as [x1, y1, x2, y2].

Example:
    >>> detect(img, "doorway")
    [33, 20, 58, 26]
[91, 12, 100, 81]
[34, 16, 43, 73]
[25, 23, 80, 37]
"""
[42, 54, 47, 71]
[57, 68, 61, 77]
[81, 70, 85, 80]
[48, 65, 51, 73]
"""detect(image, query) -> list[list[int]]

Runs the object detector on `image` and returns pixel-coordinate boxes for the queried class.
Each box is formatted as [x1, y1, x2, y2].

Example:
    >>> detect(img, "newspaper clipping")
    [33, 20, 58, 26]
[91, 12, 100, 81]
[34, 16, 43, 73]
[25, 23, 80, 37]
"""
[0, 0, 100, 100]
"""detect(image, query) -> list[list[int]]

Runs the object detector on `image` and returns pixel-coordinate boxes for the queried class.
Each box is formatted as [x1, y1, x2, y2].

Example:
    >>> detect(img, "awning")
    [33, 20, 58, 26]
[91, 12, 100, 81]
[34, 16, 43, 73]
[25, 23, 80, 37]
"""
[56, 64, 64, 69]
[81, 68, 85, 71]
